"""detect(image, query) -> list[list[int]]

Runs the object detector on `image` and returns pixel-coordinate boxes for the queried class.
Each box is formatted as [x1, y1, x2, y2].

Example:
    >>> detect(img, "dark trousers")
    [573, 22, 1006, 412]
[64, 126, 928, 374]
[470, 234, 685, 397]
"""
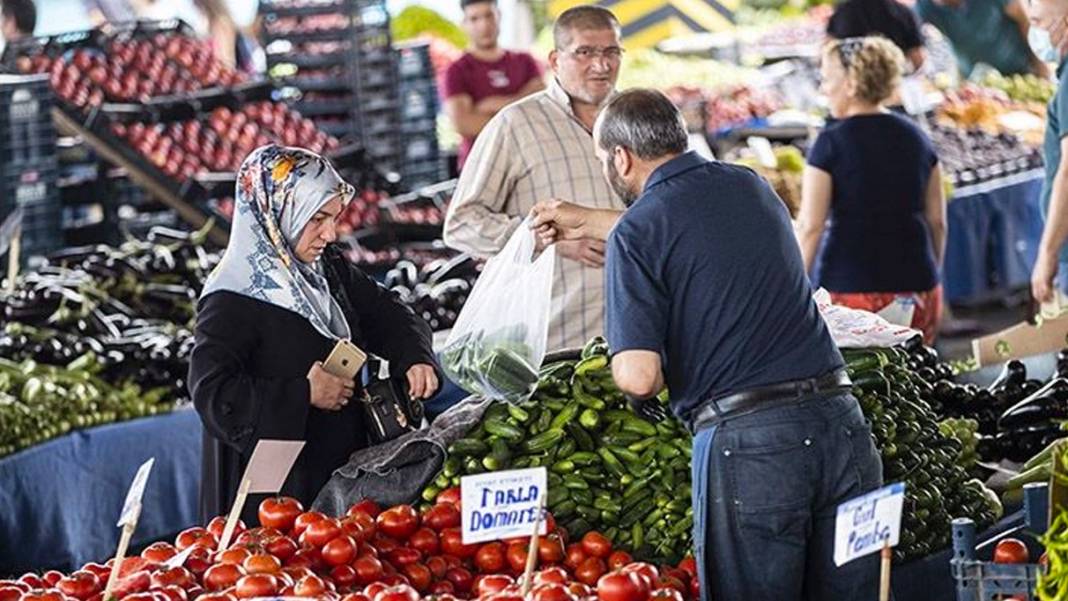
[690, 393, 883, 601]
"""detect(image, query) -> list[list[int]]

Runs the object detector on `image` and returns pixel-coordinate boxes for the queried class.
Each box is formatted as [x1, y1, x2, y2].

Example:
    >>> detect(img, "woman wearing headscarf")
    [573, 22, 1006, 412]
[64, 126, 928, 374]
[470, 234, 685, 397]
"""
[190, 145, 440, 523]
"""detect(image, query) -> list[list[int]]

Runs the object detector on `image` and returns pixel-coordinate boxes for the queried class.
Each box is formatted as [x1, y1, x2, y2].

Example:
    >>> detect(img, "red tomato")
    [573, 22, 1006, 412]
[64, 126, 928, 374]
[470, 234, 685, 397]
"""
[994, 539, 1029, 564]
[330, 564, 358, 588]
[425, 556, 448, 580]
[340, 595, 372, 601]
[649, 589, 683, 601]
[444, 567, 473, 594]
[343, 513, 376, 543]
[0, 586, 27, 601]
[113, 571, 152, 599]
[476, 575, 514, 597]
[264, 535, 298, 562]
[174, 527, 216, 551]
[293, 512, 328, 537]
[81, 565, 109, 584]
[364, 582, 389, 600]
[689, 577, 699, 599]
[234, 573, 280, 598]
[16, 577, 42, 590]
[597, 570, 651, 601]
[402, 563, 432, 593]
[439, 528, 478, 559]
[675, 558, 697, 579]
[217, 548, 251, 566]
[622, 564, 659, 591]
[531, 583, 576, 601]
[42, 572, 62, 587]
[206, 516, 245, 542]
[435, 488, 461, 508]
[567, 583, 594, 598]
[539, 534, 566, 564]
[506, 542, 529, 574]
[576, 558, 607, 586]
[428, 581, 455, 596]
[655, 576, 687, 598]
[377, 506, 420, 540]
[581, 533, 612, 559]
[17, 592, 66, 601]
[191, 594, 235, 601]
[374, 584, 419, 601]
[475, 542, 507, 574]
[606, 551, 632, 571]
[441, 556, 462, 570]
[565, 544, 588, 570]
[149, 567, 195, 590]
[202, 564, 245, 592]
[258, 497, 304, 532]
[293, 575, 328, 597]
[535, 568, 569, 586]
[185, 548, 212, 578]
[422, 505, 461, 532]
[156, 585, 188, 601]
[56, 572, 101, 601]
[409, 528, 440, 555]
[387, 547, 422, 567]
[303, 518, 343, 548]
[141, 542, 178, 564]
[242, 554, 282, 575]
[353, 557, 385, 585]
[323, 536, 359, 567]
[374, 535, 402, 556]
[349, 500, 382, 519]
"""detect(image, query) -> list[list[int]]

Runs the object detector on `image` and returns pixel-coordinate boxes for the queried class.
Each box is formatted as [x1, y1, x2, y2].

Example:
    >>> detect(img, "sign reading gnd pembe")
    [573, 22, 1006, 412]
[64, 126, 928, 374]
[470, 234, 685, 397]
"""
[460, 467, 548, 544]
[834, 482, 906, 567]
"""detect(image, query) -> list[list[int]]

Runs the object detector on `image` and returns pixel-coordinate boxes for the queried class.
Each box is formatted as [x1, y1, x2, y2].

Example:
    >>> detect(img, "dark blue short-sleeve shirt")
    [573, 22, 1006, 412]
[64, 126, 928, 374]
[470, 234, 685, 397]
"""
[605, 152, 844, 420]
[808, 113, 940, 293]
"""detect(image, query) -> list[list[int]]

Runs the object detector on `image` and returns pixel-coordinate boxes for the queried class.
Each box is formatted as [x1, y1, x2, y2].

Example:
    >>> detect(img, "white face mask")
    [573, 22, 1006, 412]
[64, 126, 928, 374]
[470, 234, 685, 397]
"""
[1030, 26, 1060, 64]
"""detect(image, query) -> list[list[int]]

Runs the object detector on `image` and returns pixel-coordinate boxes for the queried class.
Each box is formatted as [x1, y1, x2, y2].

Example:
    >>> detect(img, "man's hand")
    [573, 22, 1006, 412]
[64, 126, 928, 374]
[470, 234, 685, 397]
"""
[531, 199, 595, 245]
[1033, 250, 1060, 304]
[557, 239, 606, 268]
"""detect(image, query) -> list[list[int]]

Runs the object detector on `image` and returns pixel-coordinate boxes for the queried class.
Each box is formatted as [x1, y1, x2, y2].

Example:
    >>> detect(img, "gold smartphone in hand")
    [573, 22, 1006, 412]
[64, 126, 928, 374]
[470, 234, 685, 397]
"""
[323, 339, 368, 380]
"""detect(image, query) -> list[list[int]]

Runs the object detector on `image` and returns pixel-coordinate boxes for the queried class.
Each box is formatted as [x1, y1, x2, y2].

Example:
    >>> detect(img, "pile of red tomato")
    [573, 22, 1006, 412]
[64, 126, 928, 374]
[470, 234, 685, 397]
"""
[0, 489, 700, 601]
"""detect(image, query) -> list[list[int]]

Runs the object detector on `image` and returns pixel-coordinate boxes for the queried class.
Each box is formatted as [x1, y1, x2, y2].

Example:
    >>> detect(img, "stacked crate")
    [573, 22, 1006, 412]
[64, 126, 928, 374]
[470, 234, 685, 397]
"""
[395, 40, 445, 191]
[261, 0, 401, 172]
[0, 74, 61, 260]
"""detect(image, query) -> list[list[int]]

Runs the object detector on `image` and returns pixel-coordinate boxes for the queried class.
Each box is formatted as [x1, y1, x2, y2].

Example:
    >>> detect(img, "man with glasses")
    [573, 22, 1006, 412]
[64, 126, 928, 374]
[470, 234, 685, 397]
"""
[443, 5, 627, 351]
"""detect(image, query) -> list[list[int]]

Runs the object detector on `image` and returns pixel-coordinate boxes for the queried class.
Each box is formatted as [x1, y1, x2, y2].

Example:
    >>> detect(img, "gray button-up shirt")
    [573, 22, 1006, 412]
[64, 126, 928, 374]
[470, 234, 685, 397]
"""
[443, 78, 625, 351]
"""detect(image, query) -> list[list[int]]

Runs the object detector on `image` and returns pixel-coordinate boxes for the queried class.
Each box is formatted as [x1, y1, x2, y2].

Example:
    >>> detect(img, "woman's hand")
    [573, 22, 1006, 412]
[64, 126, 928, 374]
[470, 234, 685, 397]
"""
[307, 362, 355, 411]
[406, 364, 439, 400]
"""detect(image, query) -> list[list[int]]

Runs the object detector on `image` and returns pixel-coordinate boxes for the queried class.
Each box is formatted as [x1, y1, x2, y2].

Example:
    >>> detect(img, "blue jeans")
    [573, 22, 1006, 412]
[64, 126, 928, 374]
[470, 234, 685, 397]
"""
[690, 393, 883, 601]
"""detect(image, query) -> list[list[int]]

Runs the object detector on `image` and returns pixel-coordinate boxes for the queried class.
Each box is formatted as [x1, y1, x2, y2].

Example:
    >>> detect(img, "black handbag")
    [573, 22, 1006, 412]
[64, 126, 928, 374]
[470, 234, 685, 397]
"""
[360, 356, 425, 444]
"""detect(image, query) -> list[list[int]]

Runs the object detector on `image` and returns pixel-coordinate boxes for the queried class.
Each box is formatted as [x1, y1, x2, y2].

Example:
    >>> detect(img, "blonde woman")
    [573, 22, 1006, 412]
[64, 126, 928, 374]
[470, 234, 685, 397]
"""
[797, 36, 947, 342]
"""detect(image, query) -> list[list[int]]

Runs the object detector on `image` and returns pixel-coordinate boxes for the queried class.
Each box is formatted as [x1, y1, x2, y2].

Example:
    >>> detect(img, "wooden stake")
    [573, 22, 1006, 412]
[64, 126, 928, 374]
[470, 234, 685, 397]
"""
[521, 494, 548, 595]
[104, 514, 138, 600]
[879, 544, 892, 601]
[217, 477, 252, 553]
[5, 226, 20, 294]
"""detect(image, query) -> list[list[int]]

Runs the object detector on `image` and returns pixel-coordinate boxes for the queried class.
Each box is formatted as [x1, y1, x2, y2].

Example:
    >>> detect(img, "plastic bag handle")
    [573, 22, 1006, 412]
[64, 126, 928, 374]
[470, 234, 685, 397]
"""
[505, 217, 554, 268]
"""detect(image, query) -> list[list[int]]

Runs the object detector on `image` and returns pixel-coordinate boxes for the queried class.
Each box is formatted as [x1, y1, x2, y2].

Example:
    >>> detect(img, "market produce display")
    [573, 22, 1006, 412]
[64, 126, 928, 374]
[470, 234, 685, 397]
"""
[0, 225, 220, 458]
[0, 493, 701, 601]
[928, 123, 1043, 188]
[844, 344, 1003, 562]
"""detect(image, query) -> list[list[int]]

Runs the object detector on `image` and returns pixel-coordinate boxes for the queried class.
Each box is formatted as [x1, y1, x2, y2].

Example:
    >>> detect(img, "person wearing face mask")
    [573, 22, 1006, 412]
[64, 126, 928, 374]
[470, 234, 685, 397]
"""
[442, 5, 627, 352]
[916, 0, 1050, 77]
[189, 145, 441, 524]
[1029, 1, 1068, 303]
[529, 89, 881, 601]
[796, 37, 947, 343]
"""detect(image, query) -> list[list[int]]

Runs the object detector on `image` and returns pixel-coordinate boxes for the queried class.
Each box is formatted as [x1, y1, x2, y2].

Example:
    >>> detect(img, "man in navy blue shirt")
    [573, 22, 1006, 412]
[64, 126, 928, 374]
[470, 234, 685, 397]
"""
[531, 89, 882, 601]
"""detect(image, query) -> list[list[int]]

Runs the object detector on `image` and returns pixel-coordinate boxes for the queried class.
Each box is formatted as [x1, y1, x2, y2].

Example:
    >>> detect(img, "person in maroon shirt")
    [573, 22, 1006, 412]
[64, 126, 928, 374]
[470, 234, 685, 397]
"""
[442, 0, 545, 170]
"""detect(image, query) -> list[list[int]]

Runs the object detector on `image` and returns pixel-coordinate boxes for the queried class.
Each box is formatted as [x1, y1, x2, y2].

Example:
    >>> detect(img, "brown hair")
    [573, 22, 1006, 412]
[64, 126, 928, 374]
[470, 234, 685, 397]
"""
[824, 36, 904, 105]
[553, 5, 620, 49]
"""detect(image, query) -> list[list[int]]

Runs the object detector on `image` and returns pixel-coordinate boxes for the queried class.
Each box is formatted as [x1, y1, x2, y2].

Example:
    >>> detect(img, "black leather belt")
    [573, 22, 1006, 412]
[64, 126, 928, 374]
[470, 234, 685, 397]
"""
[687, 368, 852, 433]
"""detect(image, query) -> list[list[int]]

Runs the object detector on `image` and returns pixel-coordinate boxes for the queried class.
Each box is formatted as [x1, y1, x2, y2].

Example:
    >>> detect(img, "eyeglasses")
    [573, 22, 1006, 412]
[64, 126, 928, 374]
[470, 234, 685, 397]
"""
[835, 37, 865, 68]
[562, 45, 625, 62]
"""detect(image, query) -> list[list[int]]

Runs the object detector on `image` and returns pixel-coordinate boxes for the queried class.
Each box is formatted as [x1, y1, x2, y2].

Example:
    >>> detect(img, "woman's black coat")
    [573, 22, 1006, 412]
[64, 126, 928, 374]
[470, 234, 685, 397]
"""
[189, 247, 438, 523]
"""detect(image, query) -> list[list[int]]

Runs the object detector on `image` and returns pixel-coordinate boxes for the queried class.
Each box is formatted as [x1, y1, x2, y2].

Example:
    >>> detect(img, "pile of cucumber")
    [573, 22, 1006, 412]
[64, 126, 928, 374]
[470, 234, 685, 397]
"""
[423, 337, 694, 565]
[441, 326, 541, 403]
[846, 347, 1003, 562]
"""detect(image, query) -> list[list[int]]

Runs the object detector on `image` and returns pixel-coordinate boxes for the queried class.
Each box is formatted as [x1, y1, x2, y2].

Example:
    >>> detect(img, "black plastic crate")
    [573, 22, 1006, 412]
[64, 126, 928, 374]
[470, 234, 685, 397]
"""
[0, 74, 53, 120]
[395, 42, 433, 81]
[398, 84, 438, 121]
[0, 128, 58, 166]
[400, 117, 436, 135]
[295, 98, 354, 116]
[1, 161, 58, 207]
[401, 131, 439, 162]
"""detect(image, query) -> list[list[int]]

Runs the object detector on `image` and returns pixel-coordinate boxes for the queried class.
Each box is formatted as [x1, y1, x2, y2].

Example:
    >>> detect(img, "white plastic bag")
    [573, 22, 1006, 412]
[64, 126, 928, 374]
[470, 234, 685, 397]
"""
[440, 220, 555, 402]
[814, 289, 921, 348]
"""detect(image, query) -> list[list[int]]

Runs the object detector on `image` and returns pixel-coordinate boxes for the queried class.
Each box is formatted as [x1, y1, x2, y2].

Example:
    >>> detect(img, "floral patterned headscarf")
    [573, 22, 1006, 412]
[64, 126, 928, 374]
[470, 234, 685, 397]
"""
[202, 145, 356, 340]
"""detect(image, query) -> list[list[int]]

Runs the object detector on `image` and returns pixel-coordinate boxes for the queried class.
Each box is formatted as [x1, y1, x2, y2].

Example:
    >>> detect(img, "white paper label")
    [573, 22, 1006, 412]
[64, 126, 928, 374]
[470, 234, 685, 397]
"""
[461, 468, 547, 544]
[834, 482, 905, 566]
[243, 440, 305, 494]
[118, 458, 155, 527]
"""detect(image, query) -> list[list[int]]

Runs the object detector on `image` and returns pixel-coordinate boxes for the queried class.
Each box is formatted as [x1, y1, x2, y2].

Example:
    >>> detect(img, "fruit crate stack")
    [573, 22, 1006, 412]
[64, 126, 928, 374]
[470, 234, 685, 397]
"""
[260, 0, 403, 172]
[0, 73, 62, 262]
[395, 40, 445, 191]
